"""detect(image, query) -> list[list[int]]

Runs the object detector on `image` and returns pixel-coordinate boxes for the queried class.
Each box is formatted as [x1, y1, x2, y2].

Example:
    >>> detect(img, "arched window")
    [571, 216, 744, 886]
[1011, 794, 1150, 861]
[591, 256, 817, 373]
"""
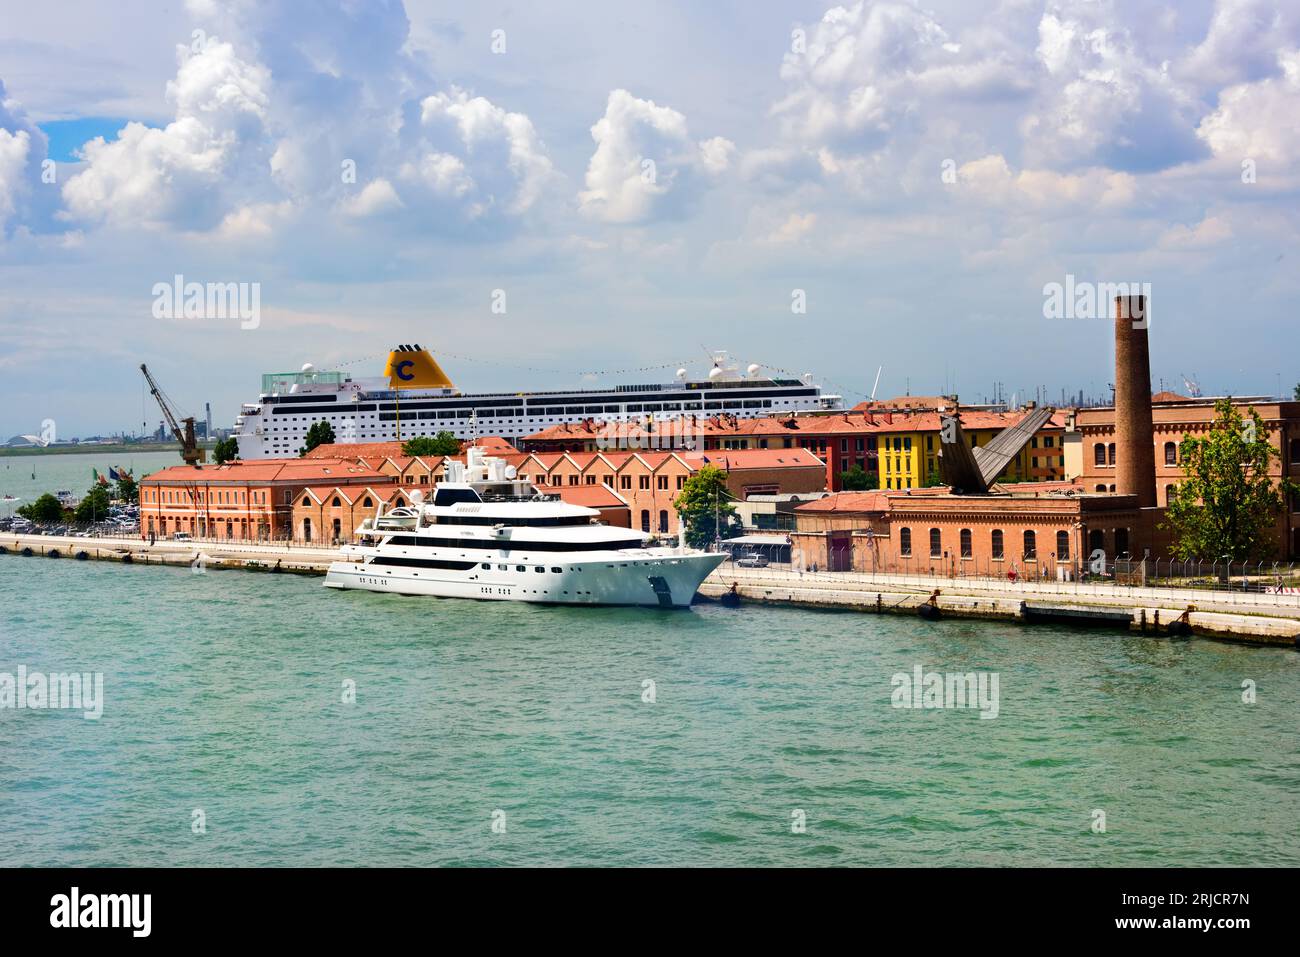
[395, 498, 405, 507]
[1108, 443, 1116, 465]
[1096, 484, 1108, 492]
[1165, 484, 1174, 505]
[1088, 528, 1105, 553]
[1023, 530, 1036, 560]
[1164, 442, 1177, 465]
[302, 496, 311, 506]
[991, 529, 1004, 559]
[929, 528, 941, 558]
[1114, 528, 1129, 556]
[362, 497, 373, 508]
[1094, 443, 1107, 466]
[899, 527, 912, 557]
[960, 528, 972, 558]
[332, 496, 341, 507]
[1056, 530, 1070, 560]
[658, 510, 669, 532]
[641, 510, 651, 532]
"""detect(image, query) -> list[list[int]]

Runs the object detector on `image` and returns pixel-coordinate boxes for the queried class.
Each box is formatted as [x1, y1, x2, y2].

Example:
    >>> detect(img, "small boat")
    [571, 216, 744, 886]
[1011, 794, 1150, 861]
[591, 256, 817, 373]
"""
[2, 494, 19, 502]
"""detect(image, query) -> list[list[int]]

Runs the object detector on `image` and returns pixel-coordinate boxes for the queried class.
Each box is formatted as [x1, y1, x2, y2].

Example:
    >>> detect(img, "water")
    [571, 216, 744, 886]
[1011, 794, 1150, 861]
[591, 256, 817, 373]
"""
[0, 450, 179, 513]
[1, 556, 1297, 866]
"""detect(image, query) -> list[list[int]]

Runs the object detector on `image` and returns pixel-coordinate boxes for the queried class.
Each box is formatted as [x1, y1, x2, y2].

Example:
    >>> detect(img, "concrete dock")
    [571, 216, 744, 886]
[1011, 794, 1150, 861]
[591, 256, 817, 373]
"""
[700, 567, 1300, 646]
[5, 532, 1299, 646]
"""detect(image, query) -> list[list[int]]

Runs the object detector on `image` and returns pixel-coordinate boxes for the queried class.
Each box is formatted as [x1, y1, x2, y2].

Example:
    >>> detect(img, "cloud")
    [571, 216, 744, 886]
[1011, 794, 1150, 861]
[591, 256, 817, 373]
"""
[340, 177, 403, 218]
[1197, 47, 1300, 166]
[0, 79, 52, 237]
[61, 38, 271, 229]
[578, 89, 727, 224]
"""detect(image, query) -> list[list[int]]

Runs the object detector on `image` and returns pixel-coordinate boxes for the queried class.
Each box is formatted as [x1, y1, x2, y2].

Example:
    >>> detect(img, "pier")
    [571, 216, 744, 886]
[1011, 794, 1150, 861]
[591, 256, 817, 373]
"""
[5, 532, 1300, 645]
[700, 567, 1300, 646]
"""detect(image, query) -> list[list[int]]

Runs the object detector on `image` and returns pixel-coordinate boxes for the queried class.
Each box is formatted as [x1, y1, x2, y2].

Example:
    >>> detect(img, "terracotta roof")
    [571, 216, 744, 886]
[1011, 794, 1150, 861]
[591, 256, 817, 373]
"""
[795, 491, 894, 513]
[680, 448, 825, 470]
[1152, 391, 1193, 403]
[306, 437, 519, 460]
[142, 459, 389, 484]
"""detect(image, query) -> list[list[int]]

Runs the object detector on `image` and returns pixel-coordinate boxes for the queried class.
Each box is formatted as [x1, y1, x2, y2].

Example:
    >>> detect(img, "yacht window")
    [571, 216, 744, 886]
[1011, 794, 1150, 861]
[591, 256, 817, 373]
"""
[516, 565, 526, 571]
[534, 566, 545, 573]
[498, 564, 507, 570]
[551, 567, 562, 573]
[481, 563, 491, 569]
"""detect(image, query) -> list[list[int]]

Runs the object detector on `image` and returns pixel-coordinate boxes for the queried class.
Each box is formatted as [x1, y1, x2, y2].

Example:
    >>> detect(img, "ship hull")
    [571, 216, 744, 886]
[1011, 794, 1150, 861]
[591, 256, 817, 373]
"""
[324, 551, 726, 608]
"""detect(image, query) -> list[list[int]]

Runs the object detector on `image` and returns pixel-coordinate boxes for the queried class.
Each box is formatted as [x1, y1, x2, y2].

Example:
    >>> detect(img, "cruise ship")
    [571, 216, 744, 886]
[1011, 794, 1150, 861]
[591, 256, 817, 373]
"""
[233, 346, 842, 459]
[323, 447, 727, 607]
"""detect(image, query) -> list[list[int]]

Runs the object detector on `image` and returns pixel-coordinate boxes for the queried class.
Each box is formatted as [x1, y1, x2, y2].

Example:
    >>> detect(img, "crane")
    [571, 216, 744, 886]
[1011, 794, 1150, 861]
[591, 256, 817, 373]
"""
[140, 364, 206, 465]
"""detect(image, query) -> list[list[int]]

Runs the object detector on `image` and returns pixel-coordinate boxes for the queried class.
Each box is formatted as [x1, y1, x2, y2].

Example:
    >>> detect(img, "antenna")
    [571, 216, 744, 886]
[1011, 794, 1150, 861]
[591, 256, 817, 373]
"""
[870, 366, 883, 401]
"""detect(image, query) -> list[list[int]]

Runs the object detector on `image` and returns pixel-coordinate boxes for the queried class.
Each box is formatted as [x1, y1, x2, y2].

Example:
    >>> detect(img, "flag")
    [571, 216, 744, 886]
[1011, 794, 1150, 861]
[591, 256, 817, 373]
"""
[93, 468, 109, 486]
[109, 466, 121, 481]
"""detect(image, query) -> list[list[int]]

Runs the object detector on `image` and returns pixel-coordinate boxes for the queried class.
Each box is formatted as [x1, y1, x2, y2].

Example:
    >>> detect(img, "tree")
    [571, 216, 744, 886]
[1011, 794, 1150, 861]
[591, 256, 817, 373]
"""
[17, 493, 65, 524]
[299, 421, 336, 456]
[116, 473, 138, 505]
[1293, 382, 1300, 401]
[1162, 399, 1298, 561]
[75, 484, 112, 524]
[838, 465, 878, 491]
[214, 437, 239, 464]
[402, 431, 461, 457]
[673, 465, 739, 548]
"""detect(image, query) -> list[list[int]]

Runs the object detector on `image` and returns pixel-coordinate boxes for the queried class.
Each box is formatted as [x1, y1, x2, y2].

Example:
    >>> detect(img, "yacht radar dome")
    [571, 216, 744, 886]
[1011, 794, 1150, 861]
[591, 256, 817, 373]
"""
[301, 362, 315, 373]
[746, 363, 761, 378]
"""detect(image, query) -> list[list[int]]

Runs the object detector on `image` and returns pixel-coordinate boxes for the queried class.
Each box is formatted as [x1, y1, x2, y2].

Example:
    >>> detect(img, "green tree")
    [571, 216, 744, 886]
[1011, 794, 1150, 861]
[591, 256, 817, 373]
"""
[672, 465, 739, 548]
[75, 484, 112, 524]
[1293, 382, 1300, 401]
[17, 493, 65, 523]
[1162, 399, 1297, 560]
[402, 431, 461, 457]
[299, 421, 336, 456]
[838, 464, 878, 491]
[213, 437, 240, 464]
[116, 473, 138, 505]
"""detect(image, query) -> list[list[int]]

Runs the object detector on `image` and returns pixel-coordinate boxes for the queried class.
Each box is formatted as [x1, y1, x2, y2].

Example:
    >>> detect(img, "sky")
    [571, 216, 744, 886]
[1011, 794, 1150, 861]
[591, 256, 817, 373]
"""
[0, 0, 1297, 438]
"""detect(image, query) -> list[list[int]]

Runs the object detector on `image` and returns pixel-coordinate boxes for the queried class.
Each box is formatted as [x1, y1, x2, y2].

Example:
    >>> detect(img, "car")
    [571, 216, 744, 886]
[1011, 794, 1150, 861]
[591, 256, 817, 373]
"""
[736, 553, 769, 568]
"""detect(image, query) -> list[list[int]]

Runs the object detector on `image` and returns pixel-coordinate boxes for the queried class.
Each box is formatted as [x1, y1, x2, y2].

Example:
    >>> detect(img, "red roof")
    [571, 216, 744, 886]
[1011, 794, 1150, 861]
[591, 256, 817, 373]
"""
[551, 485, 630, 510]
[306, 437, 519, 460]
[680, 448, 824, 470]
[142, 459, 389, 484]
[795, 491, 894, 513]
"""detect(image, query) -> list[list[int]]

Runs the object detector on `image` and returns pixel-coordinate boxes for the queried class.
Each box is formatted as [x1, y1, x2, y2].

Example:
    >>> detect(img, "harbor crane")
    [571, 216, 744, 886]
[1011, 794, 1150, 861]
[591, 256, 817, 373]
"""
[140, 364, 206, 465]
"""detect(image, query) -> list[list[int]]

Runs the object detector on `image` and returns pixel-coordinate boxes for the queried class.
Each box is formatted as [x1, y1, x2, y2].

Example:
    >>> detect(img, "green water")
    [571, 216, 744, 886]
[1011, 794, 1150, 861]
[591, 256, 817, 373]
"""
[1, 450, 178, 514]
[1, 555, 1297, 866]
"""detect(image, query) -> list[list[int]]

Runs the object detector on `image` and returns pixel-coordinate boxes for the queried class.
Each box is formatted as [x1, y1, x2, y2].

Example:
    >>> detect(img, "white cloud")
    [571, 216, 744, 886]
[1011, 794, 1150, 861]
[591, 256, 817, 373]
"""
[1197, 48, 1300, 164]
[579, 89, 727, 224]
[340, 178, 403, 218]
[0, 128, 30, 232]
[1158, 215, 1234, 248]
[61, 39, 271, 228]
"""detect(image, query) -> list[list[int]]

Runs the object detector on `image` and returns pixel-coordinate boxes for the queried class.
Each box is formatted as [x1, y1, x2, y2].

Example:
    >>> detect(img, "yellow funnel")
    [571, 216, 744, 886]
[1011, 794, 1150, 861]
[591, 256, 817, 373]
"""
[383, 345, 455, 390]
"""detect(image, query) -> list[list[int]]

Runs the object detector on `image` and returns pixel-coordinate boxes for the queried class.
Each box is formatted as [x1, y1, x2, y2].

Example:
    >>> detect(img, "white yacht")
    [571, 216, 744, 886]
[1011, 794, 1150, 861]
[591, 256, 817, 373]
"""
[324, 448, 727, 608]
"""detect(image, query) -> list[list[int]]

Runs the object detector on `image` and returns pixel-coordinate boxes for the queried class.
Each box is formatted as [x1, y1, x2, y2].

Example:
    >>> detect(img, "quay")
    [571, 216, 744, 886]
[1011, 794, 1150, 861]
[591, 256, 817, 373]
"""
[700, 567, 1300, 647]
[0, 532, 340, 575]
[5, 531, 1299, 646]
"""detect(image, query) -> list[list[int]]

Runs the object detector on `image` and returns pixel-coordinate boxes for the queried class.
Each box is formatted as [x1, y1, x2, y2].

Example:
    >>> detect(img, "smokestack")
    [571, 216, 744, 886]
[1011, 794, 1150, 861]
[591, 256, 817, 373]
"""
[1113, 294, 1156, 507]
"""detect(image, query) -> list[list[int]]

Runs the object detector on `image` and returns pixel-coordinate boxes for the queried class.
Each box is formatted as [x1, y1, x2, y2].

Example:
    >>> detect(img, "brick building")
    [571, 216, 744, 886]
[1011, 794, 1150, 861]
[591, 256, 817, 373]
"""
[140, 459, 392, 541]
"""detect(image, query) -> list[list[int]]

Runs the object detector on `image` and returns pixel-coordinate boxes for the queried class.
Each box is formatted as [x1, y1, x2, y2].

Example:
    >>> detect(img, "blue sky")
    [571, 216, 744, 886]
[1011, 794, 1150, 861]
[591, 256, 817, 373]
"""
[0, 0, 1298, 437]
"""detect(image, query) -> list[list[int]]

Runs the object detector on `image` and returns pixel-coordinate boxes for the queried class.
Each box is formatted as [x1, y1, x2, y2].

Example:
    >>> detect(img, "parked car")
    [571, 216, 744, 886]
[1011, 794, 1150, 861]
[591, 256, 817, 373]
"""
[172, 531, 192, 541]
[736, 553, 770, 568]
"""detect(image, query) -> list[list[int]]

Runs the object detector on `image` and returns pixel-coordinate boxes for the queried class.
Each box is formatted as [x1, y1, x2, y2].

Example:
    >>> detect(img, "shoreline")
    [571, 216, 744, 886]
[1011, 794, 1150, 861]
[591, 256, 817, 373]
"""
[4, 531, 1299, 646]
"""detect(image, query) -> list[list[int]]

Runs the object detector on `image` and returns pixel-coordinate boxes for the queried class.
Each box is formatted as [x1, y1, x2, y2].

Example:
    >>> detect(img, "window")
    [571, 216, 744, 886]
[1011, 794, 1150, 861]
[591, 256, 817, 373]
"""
[1056, 531, 1069, 560]
[1108, 443, 1116, 465]
[534, 566, 545, 573]
[960, 528, 972, 558]
[1114, 528, 1129, 556]
[620, 475, 632, 490]
[641, 510, 651, 532]
[658, 510, 669, 533]
[1096, 484, 1107, 492]
[551, 567, 562, 573]
[991, 529, 1004, 560]
[332, 497, 341, 507]
[302, 497, 311, 506]
[639, 475, 650, 490]
[1094, 442, 1107, 466]
[1164, 441, 1177, 465]
[929, 528, 941, 558]
[481, 563, 491, 569]
[657, 475, 668, 490]
[363, 497, 372, 508]
[899, 527, 912, 557]
[1023, 530, 1036, 560]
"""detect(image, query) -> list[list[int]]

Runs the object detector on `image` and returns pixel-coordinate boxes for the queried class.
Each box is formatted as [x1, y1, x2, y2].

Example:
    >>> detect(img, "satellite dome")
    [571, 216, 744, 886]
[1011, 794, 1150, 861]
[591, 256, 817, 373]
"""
[301, 362, 315, 373]
[505, 465, 518, 480]
[747, 363, 761, 377]
[676, 368, 687, 379]
[409, 490, 424, 506]
[708, 366, 723, 380]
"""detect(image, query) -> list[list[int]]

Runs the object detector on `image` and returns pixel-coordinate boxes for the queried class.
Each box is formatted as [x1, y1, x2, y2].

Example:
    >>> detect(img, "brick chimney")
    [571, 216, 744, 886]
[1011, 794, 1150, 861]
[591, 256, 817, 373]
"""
[1113, 294, 1156, 507]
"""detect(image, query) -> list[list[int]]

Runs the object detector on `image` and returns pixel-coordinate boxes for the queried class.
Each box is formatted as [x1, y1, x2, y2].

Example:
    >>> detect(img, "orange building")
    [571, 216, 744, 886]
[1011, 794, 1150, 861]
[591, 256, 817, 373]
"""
[140, 459, 392, 541]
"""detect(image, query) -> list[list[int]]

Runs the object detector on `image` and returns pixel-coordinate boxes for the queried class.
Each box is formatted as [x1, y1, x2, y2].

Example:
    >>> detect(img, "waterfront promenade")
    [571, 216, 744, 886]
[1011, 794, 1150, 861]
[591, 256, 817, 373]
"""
[5, 531, 1299, 644]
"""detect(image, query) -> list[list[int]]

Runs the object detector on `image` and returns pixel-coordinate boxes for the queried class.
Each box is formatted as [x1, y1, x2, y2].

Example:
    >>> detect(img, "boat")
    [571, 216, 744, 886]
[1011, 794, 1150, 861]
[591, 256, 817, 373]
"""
[324, 447, 727, 607]
[1, 494, 18, 502]
[234, 345, 842, 459]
